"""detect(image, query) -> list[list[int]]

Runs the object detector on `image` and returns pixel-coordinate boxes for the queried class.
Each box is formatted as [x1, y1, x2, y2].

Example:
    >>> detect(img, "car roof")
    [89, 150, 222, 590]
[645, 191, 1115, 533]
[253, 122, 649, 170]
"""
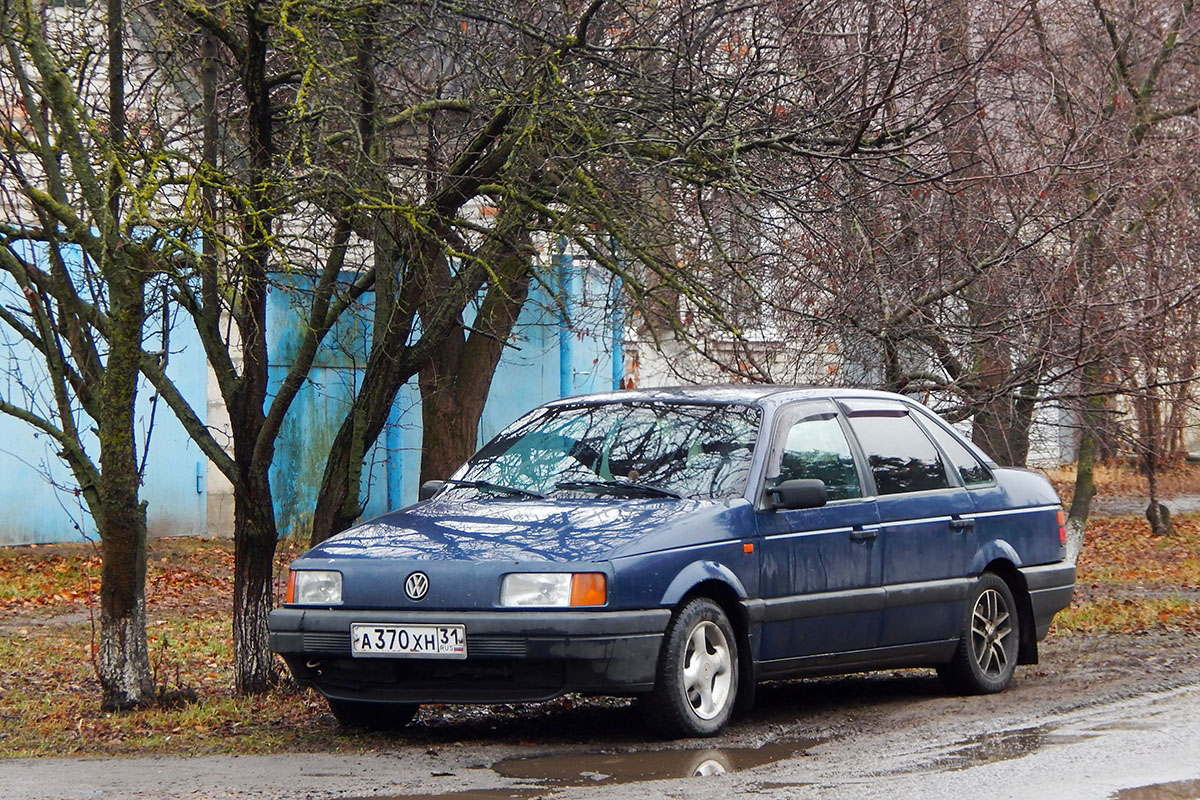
[544, 385, 920, 411]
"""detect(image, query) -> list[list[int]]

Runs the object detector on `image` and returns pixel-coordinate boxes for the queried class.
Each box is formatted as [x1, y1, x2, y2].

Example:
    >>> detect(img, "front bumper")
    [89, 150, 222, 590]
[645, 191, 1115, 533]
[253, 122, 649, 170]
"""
[269, 607, 671, 704]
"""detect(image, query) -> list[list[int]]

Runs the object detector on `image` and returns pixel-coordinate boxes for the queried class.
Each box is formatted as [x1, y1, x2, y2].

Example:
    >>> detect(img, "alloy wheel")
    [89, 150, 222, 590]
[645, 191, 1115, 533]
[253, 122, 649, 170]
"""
[970, 587, 1013, 679]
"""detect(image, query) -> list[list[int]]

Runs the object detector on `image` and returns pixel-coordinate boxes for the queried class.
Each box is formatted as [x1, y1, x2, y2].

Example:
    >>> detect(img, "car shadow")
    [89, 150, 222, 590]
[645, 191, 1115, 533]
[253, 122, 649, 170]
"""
[749, 669, 949, 724]
[374, 668, 948, 745]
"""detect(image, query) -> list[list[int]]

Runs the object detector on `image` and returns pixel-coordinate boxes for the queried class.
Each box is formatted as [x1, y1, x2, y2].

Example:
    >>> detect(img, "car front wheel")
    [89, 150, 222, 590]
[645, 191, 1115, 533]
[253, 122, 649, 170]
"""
[326, 698, 419, 731]
[642, 597, 739, 738]
[938, 572, 1019, 694]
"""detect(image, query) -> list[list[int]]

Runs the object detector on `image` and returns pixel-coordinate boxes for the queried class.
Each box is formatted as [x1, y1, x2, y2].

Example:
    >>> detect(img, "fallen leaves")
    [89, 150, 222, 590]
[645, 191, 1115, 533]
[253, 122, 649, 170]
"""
[1054, 514, 1200, 634]
[0, 536, 336, 757]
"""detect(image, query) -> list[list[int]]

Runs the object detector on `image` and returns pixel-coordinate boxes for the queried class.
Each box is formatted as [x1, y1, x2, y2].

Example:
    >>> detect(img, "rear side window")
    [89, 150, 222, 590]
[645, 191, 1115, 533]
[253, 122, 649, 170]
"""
[914, 414, 993, 486]
[847, 413, 951, 495]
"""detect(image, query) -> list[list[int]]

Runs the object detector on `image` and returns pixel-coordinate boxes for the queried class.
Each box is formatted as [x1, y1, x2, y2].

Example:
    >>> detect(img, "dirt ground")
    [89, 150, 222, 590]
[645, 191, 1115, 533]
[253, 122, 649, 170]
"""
[4, 487, 1200, 798]
[5, 629, 1200, 800]
[341, 628, 1200, 747]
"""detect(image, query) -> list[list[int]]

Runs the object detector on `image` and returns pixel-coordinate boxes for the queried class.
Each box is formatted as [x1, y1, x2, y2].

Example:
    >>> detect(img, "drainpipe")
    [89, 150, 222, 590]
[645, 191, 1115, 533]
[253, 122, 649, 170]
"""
[555, 237, 572, 398]
[385, 401, 403, 510]
[610, 237, 624, 390]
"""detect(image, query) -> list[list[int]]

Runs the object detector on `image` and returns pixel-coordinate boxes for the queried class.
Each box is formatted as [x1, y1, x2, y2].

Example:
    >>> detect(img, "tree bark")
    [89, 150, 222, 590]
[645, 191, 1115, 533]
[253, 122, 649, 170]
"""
[231, 471, 279, 694]
[419, 226, 534, 483]
[94, 0, 153, 710]
[97, 282, 154, 709]
[309, 234, 489, 545]
[1066, 366, 1104, 564]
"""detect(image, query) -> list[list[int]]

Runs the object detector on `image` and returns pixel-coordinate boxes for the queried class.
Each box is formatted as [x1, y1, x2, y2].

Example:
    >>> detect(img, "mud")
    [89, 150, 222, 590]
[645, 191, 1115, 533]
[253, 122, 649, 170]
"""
[352, 741, 823, 800]
[1113, 780, 1200, 800]
[7, 631, 1200, 799]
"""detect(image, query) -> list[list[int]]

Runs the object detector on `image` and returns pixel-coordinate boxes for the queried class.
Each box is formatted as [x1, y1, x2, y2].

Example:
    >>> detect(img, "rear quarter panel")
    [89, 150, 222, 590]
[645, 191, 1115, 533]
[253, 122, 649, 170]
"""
[968, 467, 1064, 570]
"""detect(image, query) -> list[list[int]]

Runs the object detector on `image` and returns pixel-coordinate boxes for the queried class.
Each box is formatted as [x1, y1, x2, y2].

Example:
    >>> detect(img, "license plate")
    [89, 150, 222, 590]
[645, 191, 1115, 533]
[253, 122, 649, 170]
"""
[350, 623, 467, 659]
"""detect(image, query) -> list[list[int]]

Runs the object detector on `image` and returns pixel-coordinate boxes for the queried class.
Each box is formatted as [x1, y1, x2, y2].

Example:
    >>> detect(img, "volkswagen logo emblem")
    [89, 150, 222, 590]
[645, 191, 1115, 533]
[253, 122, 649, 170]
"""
[404, 571, 430, 601]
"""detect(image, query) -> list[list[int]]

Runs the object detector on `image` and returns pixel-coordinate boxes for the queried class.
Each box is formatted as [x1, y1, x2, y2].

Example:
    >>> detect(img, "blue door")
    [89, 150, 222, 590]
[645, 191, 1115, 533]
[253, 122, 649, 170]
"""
[755, 401, 883, 666]
[842, 401, 974, 646]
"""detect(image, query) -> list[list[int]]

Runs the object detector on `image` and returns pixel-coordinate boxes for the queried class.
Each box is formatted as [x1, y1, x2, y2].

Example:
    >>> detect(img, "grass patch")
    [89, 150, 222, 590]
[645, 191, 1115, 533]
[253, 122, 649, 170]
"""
[1052, 513, 1200, 634]
[0, 536, 392, 757]
[1054, 593, 1200, 633]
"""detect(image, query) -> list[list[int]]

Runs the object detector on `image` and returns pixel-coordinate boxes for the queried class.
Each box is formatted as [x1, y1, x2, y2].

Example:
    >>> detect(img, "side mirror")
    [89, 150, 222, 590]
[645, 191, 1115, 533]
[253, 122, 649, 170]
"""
[418, 480, 446, 501]
[767, 479, 828, 511]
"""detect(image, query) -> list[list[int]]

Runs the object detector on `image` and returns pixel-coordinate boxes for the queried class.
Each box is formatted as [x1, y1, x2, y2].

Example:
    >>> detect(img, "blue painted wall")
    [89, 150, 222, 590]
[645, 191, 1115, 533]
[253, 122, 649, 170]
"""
[0, 242, 210, 545]
[0, 247, 621, 545]
[270, 252, 624, 540]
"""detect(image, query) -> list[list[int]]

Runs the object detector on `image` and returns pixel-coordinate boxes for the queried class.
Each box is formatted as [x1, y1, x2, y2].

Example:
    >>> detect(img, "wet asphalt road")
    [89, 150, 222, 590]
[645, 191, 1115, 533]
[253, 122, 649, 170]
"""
[5, 661, 1200, 800]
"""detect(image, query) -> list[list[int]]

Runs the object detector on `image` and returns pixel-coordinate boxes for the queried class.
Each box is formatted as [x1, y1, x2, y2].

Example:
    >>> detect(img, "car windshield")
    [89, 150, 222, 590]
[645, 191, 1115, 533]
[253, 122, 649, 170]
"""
[451, 401, 761, 500]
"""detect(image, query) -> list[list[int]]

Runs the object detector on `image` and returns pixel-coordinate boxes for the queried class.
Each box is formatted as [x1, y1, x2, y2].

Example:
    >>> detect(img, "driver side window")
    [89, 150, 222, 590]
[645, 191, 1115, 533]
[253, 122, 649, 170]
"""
[774, 414, 862, 502]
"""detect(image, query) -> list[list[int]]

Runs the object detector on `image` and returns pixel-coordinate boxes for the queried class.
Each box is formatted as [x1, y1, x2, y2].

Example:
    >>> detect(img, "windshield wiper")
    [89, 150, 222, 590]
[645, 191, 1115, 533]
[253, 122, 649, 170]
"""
[442, 479, 546, 499]
[554, 480, 682, 499]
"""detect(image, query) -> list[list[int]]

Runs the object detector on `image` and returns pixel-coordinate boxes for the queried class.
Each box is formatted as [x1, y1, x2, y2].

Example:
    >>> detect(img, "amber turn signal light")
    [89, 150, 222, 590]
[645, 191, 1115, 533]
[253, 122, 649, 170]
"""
[285, 569, 296, 604]
[569, 573, 607, 606]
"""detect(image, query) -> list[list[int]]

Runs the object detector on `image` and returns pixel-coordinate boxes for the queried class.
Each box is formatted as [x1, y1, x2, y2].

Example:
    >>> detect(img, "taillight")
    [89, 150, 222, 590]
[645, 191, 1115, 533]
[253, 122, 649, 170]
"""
[1057, 510, 1067, 544]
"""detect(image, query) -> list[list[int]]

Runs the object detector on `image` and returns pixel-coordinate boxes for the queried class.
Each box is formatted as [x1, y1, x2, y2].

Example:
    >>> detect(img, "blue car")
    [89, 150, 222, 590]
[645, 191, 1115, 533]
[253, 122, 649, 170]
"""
[270, 387, 1075, 737]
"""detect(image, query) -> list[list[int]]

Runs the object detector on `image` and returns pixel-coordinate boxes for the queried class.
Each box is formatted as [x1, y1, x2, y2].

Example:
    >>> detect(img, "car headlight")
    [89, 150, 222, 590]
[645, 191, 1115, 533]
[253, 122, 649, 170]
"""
[500, 572, 607, 607]
[287, 569, 343, 605]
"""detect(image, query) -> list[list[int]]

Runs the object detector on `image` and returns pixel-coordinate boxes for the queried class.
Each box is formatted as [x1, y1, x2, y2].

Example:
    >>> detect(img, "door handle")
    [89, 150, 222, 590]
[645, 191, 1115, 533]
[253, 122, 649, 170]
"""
[950, 518, 975, 532]
[850, 527, 878, 541]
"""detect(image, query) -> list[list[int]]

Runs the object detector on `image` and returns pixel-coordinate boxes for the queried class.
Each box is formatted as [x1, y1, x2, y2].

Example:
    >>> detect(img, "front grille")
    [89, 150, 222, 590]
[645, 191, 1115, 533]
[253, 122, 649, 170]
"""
[467, 637, 528, 657]
[302, 632, 351, 654]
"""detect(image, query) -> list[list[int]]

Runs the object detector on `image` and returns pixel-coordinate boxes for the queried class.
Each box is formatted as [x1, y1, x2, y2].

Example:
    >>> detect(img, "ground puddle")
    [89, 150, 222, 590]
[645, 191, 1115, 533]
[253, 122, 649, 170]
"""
[492, 738, 821, 784]
[1112, 778, 1200, 799]
[347, 738, 821, 800]
[926, 725, 1096, 771]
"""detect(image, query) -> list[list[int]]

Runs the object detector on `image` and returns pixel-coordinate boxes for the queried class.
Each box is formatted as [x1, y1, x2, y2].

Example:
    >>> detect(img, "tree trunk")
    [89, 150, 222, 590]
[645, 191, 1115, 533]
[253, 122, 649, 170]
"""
[1141, 388, 1173, 536]
[418, 233, 534, 484]
[96, 422, 153, 710]
[1146, 497, 1173, 537]
[96, 264, 153, 709]
[232, 472, 279, 694]
[1065, 367, 1104, 564]
[92, 0, 154, 711]
[310, 346, 423, 544]
[309, 228, 510, 545]
[972, 390, 1033, 467]
[418, 353, 490, 483]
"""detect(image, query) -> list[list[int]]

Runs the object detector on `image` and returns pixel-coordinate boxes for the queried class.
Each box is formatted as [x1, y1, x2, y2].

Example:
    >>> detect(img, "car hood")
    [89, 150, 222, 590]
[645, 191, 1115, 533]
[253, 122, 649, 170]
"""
[304, 495, 744, 564]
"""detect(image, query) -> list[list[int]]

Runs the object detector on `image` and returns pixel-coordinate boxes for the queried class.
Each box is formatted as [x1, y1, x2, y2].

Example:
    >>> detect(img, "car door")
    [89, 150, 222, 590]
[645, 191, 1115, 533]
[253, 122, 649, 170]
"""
[840, 399, 975, 648]
[754, 400, 883, 668]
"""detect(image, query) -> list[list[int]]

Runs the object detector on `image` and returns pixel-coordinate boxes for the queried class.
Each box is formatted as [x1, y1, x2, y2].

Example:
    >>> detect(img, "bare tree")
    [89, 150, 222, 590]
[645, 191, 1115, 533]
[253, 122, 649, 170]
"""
[0, 0, 168, 708]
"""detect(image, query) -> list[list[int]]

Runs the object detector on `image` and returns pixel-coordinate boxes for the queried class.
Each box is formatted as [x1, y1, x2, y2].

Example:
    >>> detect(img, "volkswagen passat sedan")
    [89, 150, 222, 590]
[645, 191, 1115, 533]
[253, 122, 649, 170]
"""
[270, 387, 1075, 737]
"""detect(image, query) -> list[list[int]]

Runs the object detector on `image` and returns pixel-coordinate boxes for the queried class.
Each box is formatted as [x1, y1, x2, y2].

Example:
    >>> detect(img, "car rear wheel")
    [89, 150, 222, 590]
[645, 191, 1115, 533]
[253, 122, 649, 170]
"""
[642, 597, 739, 738]
[326, 698, 419, 731]
[938, 573, 1019, 694]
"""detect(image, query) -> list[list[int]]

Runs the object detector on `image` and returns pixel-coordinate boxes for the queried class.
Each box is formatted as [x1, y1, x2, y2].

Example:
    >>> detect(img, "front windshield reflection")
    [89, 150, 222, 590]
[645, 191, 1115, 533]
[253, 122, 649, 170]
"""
[452, 402, 761, 500]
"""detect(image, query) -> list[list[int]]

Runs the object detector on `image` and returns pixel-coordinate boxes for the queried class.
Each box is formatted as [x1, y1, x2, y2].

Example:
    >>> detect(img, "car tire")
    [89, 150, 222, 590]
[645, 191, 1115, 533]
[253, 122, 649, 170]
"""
[326, 698, 419, 731]
[642, 597, 739, 738]
[938, 573, 1019, 694]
